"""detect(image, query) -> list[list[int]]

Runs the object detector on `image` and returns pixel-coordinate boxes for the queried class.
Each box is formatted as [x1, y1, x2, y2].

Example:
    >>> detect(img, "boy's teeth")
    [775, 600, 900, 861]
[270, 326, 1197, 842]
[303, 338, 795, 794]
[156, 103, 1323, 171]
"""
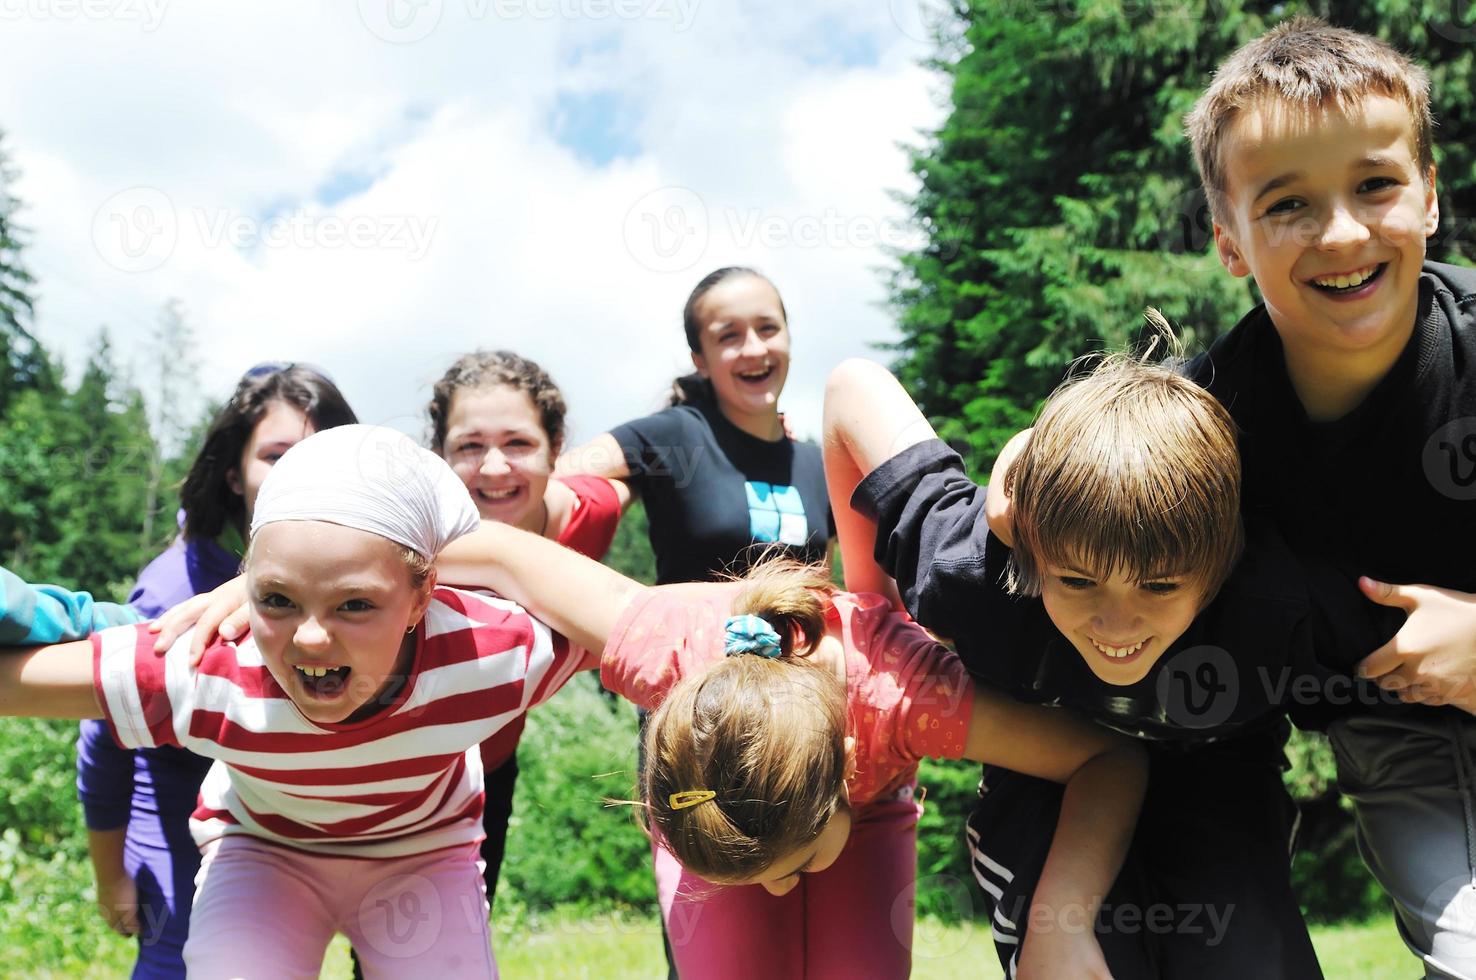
[481, 488, 518, 499]
[296, 665, 336, 677]
[1314, 266, 1376, 289]
[1091, 639, 1146, 659]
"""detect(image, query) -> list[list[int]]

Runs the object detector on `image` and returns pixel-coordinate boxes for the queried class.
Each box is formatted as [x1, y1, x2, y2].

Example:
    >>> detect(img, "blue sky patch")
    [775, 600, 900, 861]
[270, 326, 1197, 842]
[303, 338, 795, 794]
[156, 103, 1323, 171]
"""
[551, 90, 642, 167]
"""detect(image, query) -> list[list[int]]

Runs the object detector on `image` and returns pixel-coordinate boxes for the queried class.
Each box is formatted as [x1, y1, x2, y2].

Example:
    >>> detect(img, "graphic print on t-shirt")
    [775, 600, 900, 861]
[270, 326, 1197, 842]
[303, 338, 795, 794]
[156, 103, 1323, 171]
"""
[745, 481, 808, 546]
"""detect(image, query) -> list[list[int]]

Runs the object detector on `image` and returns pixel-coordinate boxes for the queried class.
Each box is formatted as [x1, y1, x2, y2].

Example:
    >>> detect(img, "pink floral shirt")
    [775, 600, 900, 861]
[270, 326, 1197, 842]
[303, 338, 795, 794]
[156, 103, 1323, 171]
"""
[601, 586, 973, 806]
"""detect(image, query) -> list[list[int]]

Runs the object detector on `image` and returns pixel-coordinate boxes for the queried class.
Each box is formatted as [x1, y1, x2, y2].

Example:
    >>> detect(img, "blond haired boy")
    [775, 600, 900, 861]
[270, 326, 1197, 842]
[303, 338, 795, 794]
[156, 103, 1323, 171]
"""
[1186, 18, 1476, 978]
[825, 349, 1396, 978]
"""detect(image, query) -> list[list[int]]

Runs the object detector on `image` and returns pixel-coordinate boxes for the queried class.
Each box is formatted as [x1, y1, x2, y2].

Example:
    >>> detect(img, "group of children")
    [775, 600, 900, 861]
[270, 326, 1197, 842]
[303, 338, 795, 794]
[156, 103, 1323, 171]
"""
[0, 15, 1473, 979]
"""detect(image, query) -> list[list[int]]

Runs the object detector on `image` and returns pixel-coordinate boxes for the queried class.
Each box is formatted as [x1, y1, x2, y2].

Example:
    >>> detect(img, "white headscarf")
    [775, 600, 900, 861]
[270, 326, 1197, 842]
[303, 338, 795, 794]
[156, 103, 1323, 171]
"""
[250, 424, 480, 557]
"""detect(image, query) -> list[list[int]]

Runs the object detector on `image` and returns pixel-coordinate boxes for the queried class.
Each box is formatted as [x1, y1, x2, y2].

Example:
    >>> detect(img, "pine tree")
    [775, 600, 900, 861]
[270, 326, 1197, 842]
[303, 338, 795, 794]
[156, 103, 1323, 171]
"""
[0, 130, 52, 418]
[890, 0, 1476, 474]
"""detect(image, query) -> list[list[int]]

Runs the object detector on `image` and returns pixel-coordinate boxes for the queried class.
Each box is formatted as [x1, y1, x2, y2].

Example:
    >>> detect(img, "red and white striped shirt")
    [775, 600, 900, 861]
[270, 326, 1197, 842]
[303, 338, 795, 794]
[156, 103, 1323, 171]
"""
[91, 586, 593, 858]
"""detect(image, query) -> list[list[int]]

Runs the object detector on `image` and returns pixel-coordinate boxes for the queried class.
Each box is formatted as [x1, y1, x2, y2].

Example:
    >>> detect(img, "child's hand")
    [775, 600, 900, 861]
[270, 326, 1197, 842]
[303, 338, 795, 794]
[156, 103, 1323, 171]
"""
[95, 871, 140, 937]
[1017, 925, 1112, 980]
[984, 429, 1031, 548]
[150, 575, 251, 666]
[1357, 577, 1476, 712]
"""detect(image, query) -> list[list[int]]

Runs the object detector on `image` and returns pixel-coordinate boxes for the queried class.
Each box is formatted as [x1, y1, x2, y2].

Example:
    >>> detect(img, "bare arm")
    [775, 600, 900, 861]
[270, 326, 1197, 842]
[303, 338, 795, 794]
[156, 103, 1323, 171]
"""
[436, 522, 645, 654]
[555, 433, 632, 480]
[87, 828, 139, 936]
[823, 359, 939, 606]
[984, 428, 1031, 548]
[0, 641, 105, 718]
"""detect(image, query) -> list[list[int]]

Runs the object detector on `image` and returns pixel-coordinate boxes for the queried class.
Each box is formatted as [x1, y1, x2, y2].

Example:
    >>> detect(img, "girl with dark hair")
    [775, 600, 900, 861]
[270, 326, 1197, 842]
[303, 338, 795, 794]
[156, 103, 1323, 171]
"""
[75, 362, 356, 979]
[562, 267, 832, 585]
[559, 267, 834, 972]
[426, 349, 629, 908]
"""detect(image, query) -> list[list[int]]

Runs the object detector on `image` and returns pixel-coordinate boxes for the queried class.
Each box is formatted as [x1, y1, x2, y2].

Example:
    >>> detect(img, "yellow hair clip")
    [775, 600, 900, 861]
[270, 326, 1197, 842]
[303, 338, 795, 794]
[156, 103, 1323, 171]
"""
[669, 790, 717, 811]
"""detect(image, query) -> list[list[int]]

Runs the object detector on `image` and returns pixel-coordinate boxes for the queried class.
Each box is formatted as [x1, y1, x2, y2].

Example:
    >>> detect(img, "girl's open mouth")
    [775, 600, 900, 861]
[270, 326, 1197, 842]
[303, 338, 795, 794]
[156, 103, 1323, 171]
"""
[295, 664, 351, 699]
[737, 365, 775, 385]
[475, 486, 524, 507]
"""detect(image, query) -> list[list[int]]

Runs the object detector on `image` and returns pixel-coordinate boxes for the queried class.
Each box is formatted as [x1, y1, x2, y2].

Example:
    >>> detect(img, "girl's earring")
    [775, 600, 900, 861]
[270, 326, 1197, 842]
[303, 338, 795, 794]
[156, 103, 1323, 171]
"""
[406, 623, 417, 635]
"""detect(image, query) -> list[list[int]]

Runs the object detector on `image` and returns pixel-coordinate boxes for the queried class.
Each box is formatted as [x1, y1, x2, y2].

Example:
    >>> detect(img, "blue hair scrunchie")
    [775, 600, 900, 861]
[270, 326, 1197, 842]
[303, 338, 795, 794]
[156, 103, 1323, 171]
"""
[724, 614, 782, 659]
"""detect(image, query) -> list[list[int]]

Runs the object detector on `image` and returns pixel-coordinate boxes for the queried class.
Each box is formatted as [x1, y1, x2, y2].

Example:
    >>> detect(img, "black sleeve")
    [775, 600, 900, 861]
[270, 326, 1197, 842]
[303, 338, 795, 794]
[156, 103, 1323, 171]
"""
[850, 439, 1003, 637]
[1211, 523, 1406, 725]
[609, 409, 692, 491]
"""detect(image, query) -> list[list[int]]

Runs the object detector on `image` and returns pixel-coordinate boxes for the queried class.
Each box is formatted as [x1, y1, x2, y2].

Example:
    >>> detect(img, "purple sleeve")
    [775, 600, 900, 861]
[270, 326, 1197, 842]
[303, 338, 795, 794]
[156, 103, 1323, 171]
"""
[78, 536, 237, 829]
[127, 540, 206, 620]
[76, 719, 135, 831]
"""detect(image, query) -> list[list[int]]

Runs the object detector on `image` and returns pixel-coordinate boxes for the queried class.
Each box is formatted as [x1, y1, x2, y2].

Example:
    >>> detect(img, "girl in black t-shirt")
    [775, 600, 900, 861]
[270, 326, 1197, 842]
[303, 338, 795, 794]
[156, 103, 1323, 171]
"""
[558, 267, 833, 975]
[559, 266, 834, 584]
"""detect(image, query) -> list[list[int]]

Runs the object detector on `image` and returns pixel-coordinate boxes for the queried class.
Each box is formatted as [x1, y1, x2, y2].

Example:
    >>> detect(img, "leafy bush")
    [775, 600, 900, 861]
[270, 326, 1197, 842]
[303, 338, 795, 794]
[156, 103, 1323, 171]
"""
[499, 674, 657, 918]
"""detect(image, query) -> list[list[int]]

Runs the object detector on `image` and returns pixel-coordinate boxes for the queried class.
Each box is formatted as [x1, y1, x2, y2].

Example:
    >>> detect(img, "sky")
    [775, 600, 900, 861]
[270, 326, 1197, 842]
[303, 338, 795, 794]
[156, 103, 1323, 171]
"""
[0, 0, 954, 445]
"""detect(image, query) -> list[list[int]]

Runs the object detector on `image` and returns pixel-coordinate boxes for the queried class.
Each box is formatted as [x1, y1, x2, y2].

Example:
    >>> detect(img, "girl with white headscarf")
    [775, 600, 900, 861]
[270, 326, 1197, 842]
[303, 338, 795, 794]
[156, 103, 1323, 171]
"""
[0, 425, 591, 979]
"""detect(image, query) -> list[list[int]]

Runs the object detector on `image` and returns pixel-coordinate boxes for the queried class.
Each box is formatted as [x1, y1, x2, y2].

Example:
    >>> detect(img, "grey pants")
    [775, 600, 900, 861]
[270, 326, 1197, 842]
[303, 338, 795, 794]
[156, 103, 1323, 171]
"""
[1331, 711, 1476, 980]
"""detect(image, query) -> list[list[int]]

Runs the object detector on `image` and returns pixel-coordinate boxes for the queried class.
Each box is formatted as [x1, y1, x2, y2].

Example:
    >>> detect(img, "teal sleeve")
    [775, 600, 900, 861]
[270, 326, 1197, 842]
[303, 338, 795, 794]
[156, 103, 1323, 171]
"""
[0, 566, 143, 645]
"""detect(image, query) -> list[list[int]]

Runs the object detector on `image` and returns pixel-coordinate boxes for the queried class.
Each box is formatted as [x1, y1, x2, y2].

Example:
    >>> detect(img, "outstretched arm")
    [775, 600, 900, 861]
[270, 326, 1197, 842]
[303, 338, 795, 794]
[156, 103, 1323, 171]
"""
[963, 687, 1146, 980]
[0, 640, 104, 718]
[823, 359, 939, 605]
[436, 522, 645, 654]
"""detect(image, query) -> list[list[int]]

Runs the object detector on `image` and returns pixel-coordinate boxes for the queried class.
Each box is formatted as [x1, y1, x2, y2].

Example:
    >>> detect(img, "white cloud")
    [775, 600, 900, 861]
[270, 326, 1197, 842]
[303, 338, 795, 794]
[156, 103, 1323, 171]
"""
[0, 0, 948, 445]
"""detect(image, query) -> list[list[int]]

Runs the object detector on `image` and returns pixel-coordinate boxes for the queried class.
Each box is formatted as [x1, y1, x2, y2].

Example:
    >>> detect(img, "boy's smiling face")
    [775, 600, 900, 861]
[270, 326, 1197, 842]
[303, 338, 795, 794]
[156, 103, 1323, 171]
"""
[1212, 94, 1439, 375]
[1040, 561, 1207, 687]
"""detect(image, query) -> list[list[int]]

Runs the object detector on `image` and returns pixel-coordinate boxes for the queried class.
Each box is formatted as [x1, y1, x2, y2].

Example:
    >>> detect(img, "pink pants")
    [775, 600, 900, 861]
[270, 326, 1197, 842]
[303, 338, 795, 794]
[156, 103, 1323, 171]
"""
[183, 836, 497, 979]
[656, 790, 922, 980]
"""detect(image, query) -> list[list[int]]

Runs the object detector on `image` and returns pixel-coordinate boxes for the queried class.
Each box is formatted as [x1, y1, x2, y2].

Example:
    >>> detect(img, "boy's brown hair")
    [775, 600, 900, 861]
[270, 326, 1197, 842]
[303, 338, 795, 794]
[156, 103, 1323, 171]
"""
[1006, 315, 1243, 602]
[1186, 17, 1434, 222]
[640, 559, 849, 883]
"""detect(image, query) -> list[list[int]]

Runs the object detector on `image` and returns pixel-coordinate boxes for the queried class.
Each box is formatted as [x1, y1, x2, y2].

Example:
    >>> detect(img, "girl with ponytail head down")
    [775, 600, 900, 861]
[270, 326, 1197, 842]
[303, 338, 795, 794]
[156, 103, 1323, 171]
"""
[424, 524, 1148, 979]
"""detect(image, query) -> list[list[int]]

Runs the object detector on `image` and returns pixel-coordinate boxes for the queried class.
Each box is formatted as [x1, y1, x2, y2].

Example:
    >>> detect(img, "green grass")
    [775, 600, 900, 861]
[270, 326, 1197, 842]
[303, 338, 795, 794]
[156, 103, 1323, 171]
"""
[12, 898, 1413, 978]
[303, 912, 1415, 978]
